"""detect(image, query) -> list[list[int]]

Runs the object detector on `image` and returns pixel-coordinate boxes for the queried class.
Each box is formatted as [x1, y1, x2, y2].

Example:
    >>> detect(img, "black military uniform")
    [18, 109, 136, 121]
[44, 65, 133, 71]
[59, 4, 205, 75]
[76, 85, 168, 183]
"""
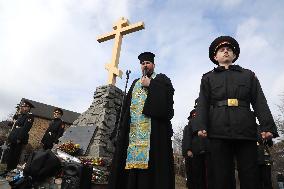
[257, 126, 273, 189]
[182, 115, 193, 189]
[41, 108, 65, 150]
[184, 100, 211, 189]
[194, 36, 279, 189]
[191, 112, 210, 189]
[7, 100, 34, 171]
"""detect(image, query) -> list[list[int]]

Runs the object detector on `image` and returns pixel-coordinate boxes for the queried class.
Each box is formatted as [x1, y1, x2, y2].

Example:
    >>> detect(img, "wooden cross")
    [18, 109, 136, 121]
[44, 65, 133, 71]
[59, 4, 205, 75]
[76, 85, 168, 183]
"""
[97, 17, 145, 85]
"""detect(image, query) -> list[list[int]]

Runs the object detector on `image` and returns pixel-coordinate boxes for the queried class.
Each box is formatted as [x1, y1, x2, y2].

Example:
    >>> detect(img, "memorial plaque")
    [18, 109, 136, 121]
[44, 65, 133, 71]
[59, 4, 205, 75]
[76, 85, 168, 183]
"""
[58, 125, 97, 155]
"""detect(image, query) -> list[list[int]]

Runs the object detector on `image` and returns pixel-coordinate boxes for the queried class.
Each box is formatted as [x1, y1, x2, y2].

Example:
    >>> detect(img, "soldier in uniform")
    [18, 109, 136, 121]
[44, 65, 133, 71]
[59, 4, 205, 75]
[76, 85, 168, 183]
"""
[185, 99, 211, 189]
[7, 100, 35, 171]
[194, 36, 279, 189]
[41, 108, 65, 150]
[191, 107, 210, 189]
[257, 125, 273, 189]
[182, 111, 194, 189]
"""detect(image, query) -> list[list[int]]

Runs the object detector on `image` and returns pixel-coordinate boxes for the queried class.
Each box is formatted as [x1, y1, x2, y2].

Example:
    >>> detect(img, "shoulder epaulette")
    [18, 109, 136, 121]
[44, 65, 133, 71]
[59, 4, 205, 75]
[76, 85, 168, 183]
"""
[242, 68, 257, 77]
[203, 69, 214, 76]
[242, 67, 250, 72]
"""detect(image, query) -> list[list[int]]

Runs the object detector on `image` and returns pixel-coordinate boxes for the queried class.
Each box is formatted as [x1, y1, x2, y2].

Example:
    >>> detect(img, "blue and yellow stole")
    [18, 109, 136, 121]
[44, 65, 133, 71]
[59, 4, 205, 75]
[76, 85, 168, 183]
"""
[125, 73, 156, 169]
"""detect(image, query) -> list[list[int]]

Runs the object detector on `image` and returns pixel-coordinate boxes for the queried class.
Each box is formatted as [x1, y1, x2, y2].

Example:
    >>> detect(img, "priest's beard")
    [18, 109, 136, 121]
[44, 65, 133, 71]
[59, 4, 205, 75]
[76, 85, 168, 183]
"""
[143, 69, 153, 77]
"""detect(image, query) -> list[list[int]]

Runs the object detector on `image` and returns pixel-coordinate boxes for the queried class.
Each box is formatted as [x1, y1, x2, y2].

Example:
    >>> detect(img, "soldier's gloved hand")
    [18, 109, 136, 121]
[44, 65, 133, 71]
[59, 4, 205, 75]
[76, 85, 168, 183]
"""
[198, 130, 207, 138]
[261, 132, 273, 140]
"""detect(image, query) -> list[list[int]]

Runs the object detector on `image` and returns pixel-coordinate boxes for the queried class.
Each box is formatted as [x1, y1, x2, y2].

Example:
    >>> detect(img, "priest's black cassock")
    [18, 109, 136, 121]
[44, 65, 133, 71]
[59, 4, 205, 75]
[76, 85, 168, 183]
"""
[108, 73, 175, 189]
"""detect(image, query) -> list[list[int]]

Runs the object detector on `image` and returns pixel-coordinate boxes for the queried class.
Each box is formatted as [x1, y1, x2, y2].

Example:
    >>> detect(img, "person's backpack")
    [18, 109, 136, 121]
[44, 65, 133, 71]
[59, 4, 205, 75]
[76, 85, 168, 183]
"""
[23, 149, 61, 182]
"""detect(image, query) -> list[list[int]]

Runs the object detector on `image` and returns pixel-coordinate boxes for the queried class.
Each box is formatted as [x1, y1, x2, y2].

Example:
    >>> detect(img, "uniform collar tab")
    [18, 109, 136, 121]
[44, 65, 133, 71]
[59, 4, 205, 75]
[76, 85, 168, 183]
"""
[214, 65, 242, 72]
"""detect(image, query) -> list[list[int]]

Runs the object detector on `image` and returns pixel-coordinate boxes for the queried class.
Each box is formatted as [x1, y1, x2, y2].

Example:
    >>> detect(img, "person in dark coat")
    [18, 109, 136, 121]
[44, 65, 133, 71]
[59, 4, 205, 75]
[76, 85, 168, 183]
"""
[191, 109, 210, 189]
[184, 100, 211, 189]
[257, 125, 273, 189]
[108, 52, 175, 189]
[7, 100, 35, 171]
[194, 36, 279, 189]
[41, 108, 65, 150]
[182, 113, 193, 189]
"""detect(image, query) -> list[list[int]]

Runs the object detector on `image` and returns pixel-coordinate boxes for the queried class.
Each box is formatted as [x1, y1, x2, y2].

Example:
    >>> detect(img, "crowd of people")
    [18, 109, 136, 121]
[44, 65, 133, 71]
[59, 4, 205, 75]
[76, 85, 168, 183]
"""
[1, 100, 65, 176]
[109, 36, 279, 189]
[0, 35, 281, 189]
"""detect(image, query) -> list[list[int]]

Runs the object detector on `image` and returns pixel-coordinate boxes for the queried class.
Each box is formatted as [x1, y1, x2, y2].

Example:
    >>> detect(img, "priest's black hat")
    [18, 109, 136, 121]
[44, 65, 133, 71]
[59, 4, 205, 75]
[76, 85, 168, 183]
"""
[138, 52, 155, 64]
[21, 100, 35, 108]
[54, 108, 63, 115]
[209, 36, 240, 65]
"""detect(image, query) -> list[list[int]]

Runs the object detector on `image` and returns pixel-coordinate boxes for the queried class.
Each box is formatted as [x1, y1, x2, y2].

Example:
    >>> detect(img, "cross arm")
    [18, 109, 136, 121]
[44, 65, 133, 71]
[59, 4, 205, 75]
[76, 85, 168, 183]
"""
[97, 31, 116, 43]
[121, 22, 145, 36]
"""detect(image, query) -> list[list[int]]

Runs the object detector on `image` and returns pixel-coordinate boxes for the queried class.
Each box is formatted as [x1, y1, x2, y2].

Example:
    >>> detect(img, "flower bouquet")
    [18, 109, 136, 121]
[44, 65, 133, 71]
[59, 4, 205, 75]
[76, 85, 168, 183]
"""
[57, 141, 81, 156]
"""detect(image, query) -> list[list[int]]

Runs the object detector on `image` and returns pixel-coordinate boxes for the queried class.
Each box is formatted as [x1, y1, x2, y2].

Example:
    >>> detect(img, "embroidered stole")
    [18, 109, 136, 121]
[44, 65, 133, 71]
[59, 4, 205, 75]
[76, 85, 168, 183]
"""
[125, 73, 156, 169]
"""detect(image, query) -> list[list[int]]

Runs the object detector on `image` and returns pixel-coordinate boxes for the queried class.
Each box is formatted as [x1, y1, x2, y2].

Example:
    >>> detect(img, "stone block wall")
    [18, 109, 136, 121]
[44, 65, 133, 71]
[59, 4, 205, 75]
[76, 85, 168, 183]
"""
[28, 117, 72, 149]
[72, 85, 124, 158]
[28, 117, 50, 149]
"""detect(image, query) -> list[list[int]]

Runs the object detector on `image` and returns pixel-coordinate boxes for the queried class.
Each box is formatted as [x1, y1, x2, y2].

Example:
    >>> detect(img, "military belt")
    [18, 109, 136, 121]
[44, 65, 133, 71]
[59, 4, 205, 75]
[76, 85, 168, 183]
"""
[213, 99, 249, 107]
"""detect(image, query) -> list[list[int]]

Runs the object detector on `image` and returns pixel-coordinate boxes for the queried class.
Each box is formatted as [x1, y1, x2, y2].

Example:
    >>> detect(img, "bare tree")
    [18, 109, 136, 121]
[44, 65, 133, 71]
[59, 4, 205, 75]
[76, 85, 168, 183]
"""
[271, 140, 284, 172]
[173, 125, 187, 178]
[269, 93, 284, 187]
[270, 140, 284, 188]
[275, 93, 284, 136]
[173, 125, 185, 155]
[1, 112, 15, 123]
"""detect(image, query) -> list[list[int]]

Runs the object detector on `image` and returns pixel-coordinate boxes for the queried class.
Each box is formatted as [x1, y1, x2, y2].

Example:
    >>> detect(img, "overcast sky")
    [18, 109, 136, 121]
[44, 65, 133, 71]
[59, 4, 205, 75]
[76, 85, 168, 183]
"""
[1, 0, 284, 132]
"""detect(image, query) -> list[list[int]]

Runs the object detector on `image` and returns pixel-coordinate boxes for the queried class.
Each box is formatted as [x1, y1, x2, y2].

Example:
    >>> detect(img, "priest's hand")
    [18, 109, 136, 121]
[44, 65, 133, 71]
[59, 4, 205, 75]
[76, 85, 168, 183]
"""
[141, 76, 151, 87]
[198, 130, 207, 138]
[261, 131, 273, 140]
